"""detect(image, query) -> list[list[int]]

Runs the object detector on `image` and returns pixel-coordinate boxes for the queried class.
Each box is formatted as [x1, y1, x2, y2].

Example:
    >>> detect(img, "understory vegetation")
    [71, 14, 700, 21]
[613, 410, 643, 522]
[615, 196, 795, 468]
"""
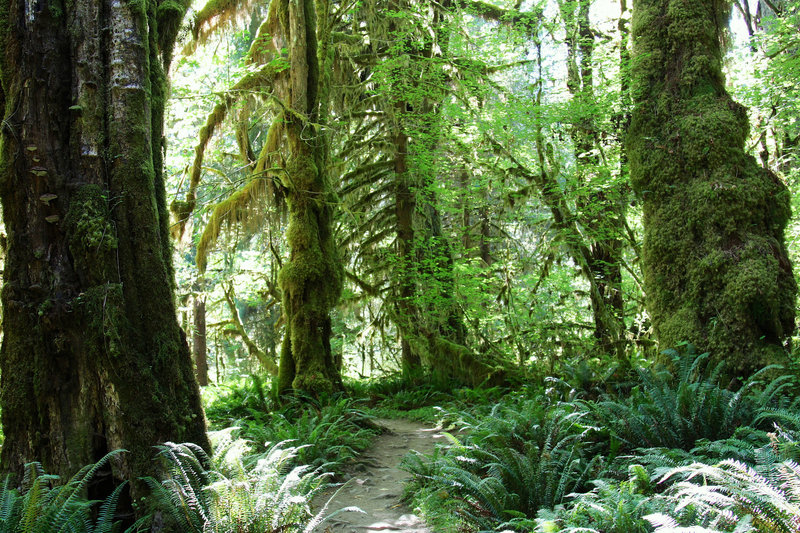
[0, 386, 378, 532]
[2, 350, 800, 532]
[400, 348, 800, 532]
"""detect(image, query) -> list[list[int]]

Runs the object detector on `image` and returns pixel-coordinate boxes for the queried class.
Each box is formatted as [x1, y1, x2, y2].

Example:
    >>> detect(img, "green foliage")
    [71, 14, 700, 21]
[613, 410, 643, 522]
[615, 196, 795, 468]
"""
[143, 430, 330, 532]
[0, 451, 139, 533]
[242, 396, 378, 472]
[585, 346, 794, 452]
[352, 373, 513, 424]
[531, 467, 661, 533]
[402, 396, 604, 530]
[204, 378, 379, 473]
[351, 374, 465, 422]
[398, 349, 800, 531]
[647, 430, 800, 533]
[203, 375, 275, 425]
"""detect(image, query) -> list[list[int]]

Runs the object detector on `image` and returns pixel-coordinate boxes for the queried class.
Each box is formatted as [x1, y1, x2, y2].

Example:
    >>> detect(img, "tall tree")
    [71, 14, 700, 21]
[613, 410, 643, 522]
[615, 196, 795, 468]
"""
[0, 0, 209, 508]
[628, 0, 796, 375]
[271, 0, 344, 395]
[176, 0, 345, 396]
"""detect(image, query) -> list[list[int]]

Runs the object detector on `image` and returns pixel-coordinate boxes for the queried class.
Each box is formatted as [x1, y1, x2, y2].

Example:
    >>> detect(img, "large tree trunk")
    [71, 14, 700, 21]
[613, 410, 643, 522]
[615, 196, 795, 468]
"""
[0, 0, 208, 510]
[273, 0, 344, 396]
[628, 0, 796, 375]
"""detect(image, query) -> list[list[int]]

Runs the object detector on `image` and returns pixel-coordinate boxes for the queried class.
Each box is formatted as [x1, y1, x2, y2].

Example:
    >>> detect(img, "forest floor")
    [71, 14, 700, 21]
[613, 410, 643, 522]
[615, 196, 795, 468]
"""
[313, 418, 442, 532]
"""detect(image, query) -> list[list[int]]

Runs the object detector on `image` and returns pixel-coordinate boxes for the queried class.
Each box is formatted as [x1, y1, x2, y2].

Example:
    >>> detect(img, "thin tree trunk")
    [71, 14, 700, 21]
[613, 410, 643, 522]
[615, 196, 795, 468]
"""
[193, 295, 209, 386]
[394, 117, 422, 377]
[223, 283, 278, 375]
[561, 0, 627, 360]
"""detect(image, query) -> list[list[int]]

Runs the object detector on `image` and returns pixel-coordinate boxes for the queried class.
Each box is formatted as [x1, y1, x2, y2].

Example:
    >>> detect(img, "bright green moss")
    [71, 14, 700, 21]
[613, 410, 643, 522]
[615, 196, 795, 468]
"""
[78, 284, 126, 359]
[628, 0, 796, 376]
[64, 185, 118, 285]
[277, 153, 344, 396]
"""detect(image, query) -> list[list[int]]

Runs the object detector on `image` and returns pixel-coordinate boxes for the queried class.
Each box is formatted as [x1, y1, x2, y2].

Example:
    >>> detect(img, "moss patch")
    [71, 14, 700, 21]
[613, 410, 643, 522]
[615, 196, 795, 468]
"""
[64, 184, 118, 285]
[628, 0, 796, 376]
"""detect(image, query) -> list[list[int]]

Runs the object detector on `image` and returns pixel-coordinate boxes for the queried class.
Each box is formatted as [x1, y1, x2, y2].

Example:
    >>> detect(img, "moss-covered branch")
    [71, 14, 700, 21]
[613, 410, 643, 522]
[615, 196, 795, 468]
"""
[171, 62, 281, 239]
[223, 283, 278, 375]
[186, 0, 257, 51]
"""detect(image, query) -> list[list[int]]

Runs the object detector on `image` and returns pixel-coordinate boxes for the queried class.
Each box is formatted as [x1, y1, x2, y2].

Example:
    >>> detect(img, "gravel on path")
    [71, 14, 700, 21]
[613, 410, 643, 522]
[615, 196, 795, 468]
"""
[313, 418, 442, 532]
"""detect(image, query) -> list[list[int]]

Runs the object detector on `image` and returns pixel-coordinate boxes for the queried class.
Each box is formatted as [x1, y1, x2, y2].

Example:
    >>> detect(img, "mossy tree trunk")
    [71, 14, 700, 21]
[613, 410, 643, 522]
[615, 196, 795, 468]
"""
[0, 0, 208, 513]
[272, 0, 344, 396]
[628, 0, 796, 375]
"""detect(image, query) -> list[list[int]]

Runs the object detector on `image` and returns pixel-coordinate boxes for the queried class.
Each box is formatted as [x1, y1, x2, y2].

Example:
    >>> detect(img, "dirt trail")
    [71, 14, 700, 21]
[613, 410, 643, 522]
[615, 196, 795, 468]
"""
[314, 418, 442, 532]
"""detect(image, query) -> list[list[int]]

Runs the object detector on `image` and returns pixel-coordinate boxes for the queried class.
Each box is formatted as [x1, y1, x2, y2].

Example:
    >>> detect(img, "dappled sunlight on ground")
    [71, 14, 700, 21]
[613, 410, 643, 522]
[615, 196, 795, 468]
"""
[314, 419, 442, 532]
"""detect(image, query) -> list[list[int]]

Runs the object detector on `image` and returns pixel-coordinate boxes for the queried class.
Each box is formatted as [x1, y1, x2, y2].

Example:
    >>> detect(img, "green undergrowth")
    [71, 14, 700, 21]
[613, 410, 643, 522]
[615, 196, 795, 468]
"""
[203, 375, 380, 474]
[0, 450, 141, 533]
[141, 430, 334, 532]
[400, 347, 800, 532]
[347, 373, 509, 424]
[0, 430, 338, 532]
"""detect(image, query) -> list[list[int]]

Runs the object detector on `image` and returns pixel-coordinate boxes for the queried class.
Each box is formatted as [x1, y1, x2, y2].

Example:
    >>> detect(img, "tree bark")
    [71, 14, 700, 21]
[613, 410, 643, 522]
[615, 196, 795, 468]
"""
[272, 0, 344, 396]
[193, 295, 210, 386]
[0, 0, 208, 513]
[628, 0, 796, 375]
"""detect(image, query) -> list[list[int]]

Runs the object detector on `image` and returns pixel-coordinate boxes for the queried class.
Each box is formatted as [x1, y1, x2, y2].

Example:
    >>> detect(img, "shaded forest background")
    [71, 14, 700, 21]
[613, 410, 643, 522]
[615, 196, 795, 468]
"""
[165, 0, 799, 386]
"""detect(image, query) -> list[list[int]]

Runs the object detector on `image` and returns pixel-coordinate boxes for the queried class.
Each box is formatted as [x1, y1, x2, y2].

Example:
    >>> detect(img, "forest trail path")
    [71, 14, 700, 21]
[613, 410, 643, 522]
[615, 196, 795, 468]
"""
[314, 418, 442, 532]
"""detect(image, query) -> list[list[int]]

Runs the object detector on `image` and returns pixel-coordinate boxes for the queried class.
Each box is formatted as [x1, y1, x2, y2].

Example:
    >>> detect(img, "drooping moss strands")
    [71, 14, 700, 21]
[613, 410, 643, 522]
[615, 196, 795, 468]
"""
[172, 62, 281, 239]
[195, 114, 286, 272]
[185, 0, 259, 53]
[196, 179, 269, 272]
[628, 0, 796, 375]
[156, 0, 193, 68]
[174, 14, 287, 241]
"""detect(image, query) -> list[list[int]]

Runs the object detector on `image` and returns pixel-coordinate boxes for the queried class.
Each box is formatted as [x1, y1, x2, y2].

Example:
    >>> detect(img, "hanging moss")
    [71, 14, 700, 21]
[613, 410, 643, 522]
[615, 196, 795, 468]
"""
[156, 0, 191, 66]
[628, 0, 796, 376]
[190, 0, 257, 46]
[177, 63, 281, 242]
[195, 178, 268, 271]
